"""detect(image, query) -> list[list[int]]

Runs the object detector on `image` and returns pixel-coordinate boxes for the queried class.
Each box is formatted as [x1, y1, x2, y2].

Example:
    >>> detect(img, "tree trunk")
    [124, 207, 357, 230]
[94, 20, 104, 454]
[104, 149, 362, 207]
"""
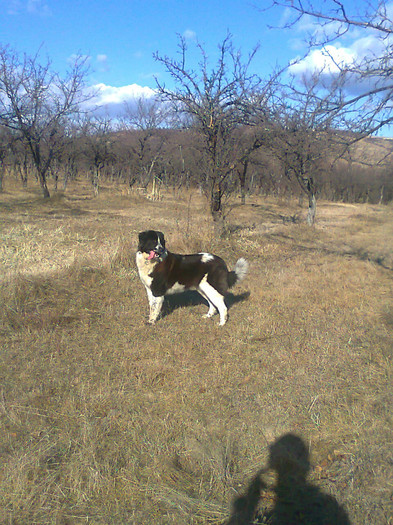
[210, 183, 222, 215]
[238, 160, 248, 205]
[0, 166, 4, 192]
[210, 182, 224, 237]
[307, 192, 316, 226]
[379, 185, 384, 205]
[305, 177, 316, 226]
[18, 162, 28, 187]
[38, 171, 50, 198]
[92, 168, 100, 196]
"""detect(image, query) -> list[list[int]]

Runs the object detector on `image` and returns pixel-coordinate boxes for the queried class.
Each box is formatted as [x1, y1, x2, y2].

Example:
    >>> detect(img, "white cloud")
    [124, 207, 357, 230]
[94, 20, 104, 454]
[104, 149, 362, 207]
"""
[5, 0, 21, 14]
[87, 83, 157, 117]
[289, 44, 356, 76]
[183, 29, 196, 40]
[289, 28, 393, 88]
[297, 14, 346, 42]
[6, 0, 51, 15]
[279, 6, 293, 28]
[96, 54, 109, 73]
[289, 3, 393, 88]
[27, 0, 50, 15]
[351, 34, 386, 59]
[67, 53, 91, 67]
[93, 83, 155, 104]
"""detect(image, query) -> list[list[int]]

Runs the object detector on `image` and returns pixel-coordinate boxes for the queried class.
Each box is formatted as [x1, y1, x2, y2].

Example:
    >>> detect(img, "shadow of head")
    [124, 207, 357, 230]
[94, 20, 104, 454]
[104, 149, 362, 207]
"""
[268, 433, 310, 480]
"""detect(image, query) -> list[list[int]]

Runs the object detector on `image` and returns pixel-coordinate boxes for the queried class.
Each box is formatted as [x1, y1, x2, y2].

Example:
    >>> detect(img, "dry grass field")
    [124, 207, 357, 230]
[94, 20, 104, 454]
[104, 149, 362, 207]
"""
[1, 180, 392, 524]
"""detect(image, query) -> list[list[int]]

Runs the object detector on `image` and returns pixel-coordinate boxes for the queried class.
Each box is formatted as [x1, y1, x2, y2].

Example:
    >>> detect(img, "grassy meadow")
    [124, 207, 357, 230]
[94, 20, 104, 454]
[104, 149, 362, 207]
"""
[0, 180, 392, 524]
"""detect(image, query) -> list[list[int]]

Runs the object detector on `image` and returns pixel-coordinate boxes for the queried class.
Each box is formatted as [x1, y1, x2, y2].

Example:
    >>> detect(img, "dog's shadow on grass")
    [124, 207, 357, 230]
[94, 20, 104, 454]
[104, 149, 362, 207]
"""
[161, 290, 250, 319]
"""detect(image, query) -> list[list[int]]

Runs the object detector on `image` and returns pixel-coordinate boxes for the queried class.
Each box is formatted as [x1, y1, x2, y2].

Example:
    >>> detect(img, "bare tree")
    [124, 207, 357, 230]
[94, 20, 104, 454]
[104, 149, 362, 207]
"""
[269, 74, 350, 225]
[0, 45, 91, 197]
[270, 0, 393, 137]
[119, 97, 169, 189]
[154, 35, 266, 231]
[57, 125, 82, 191]
[80, 117, 115, 195]
[232, 127, 266, 204]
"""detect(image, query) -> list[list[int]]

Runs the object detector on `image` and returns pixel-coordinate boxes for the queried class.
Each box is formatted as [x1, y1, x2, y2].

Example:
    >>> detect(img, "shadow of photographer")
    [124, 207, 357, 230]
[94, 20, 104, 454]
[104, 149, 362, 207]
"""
[228, 433, 351, 525]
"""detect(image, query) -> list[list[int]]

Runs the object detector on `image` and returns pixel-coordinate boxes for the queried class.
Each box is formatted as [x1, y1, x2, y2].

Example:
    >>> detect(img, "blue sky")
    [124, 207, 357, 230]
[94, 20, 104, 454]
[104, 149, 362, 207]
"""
[0, 0, 391, 134]
[0, 0, 289, 87]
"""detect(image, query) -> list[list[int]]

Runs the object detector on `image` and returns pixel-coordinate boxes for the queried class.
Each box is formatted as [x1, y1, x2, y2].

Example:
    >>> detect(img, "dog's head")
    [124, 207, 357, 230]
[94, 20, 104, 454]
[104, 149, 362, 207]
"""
[138, 230, 167, 260]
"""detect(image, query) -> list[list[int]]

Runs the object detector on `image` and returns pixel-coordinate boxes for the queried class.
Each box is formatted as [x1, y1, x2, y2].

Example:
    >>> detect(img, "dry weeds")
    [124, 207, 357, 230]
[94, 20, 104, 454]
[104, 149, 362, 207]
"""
[1, 180, 392, 524]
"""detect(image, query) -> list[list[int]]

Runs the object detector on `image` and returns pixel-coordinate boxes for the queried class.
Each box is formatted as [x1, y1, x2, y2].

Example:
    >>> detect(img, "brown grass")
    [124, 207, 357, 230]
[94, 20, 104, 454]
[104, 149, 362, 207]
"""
[1, 179, 392, 524]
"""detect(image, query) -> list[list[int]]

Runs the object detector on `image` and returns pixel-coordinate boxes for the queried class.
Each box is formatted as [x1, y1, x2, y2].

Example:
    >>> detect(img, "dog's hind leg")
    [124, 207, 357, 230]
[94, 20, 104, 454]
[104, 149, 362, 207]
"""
[198, 278, 227, 326]
[198, 289, 218, 319]
[145, 287, 164, 324]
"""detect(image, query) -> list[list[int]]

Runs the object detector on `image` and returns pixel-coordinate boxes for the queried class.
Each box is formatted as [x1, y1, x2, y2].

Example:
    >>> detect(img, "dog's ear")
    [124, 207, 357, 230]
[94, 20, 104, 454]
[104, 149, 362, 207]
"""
[138, 231, 149, 251]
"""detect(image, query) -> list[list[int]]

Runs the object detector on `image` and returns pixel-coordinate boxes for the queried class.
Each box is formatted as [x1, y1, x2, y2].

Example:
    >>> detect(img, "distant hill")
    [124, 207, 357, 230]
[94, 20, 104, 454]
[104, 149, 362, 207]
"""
[351, 136, 393, 167]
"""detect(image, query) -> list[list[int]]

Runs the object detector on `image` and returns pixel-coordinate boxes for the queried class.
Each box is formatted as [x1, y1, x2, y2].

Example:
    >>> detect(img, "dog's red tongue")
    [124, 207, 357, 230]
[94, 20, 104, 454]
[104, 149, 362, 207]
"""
[148, 250, 156, 260]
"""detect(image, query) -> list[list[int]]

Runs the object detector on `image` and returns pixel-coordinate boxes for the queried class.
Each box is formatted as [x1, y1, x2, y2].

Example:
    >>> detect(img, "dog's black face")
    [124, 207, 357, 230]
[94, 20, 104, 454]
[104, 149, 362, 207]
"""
[138, 230, 166, 260]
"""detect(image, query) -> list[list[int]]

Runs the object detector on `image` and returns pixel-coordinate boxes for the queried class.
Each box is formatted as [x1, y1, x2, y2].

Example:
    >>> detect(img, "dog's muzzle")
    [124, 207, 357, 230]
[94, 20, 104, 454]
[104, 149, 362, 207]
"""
[148, 248, 167, 260]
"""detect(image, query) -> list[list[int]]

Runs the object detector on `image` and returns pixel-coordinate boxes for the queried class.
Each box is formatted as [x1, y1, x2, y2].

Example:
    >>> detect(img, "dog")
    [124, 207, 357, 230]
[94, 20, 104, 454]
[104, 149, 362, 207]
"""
[136, 230, 248, 326]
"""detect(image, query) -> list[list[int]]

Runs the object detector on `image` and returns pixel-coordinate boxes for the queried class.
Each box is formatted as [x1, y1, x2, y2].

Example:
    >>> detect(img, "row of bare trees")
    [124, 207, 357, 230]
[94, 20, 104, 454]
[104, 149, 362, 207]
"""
[1, 1, 393, 226]
[1, 117, 390, 202]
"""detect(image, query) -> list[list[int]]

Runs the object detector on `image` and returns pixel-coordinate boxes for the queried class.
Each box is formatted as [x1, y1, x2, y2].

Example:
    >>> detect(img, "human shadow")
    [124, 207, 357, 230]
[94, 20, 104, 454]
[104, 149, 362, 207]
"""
[228, 433, 351, 525]
[161, 290, 250, 319]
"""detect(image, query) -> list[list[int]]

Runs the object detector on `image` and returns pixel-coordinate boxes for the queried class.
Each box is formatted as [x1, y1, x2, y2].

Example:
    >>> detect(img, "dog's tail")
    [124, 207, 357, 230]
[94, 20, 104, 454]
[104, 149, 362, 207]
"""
[228, 258, 248, 288]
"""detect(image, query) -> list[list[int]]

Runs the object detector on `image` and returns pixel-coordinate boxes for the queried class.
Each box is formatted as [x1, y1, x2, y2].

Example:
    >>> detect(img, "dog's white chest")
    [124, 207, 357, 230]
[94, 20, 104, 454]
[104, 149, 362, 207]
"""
[136, 251, 155, 287]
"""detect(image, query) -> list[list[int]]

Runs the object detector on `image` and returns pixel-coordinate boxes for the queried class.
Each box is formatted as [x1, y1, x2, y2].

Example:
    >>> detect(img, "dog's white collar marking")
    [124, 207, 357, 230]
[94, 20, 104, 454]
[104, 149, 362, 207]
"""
[200, 253, 214, 263]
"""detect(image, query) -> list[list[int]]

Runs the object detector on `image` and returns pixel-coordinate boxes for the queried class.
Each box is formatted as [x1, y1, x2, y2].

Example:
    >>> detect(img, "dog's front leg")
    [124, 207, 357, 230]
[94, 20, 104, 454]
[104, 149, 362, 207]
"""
[145, 287, 164, 324]
[149, 295, 164, 324]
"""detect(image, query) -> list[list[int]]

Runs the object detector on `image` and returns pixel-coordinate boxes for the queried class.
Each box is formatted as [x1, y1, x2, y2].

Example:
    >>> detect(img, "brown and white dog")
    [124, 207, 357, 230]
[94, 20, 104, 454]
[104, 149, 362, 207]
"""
[136, 230, 248, 326]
